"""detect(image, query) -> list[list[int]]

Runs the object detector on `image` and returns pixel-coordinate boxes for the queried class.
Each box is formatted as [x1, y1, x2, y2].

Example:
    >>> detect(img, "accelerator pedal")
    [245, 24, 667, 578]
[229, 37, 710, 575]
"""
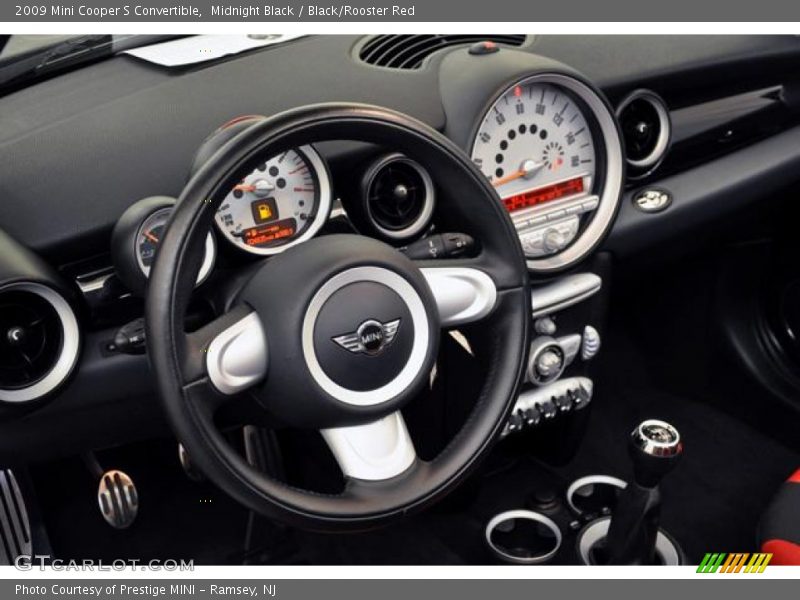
[97, 470, 138, 529]
[0, 470, 32, 566]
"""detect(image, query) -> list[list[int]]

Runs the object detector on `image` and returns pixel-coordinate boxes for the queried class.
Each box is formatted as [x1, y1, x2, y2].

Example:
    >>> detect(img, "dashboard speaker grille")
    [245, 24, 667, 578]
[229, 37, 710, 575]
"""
[359, 35, 527, 69]
[0, 289, 64, 391]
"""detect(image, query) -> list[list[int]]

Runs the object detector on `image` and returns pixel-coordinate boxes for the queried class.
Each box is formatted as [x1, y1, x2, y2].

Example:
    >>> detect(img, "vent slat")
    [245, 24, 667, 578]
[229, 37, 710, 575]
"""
[359, 35, 526, 70]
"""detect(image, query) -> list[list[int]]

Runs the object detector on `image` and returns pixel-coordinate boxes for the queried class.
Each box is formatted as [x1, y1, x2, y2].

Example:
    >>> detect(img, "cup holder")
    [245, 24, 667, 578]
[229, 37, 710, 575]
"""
[485, 510, 563, 564]
[575, 516, 683, 565]
[566, 474, 627, 516]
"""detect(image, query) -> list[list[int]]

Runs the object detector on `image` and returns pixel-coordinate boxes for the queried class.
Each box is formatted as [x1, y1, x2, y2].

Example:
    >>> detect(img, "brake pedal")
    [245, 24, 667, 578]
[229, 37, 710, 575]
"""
[0, 470, 32, 566]
[97, 470, 138, 529]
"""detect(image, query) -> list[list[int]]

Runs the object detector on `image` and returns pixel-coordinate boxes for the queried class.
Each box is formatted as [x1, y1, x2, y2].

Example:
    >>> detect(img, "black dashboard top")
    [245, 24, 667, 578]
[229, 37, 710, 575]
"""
[0, 34, 799, 260]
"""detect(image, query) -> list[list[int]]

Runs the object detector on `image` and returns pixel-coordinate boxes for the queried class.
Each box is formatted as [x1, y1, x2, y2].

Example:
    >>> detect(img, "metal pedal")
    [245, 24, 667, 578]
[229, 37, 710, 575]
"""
[0, 470, 32, 566]
[97, 470, 138, 529]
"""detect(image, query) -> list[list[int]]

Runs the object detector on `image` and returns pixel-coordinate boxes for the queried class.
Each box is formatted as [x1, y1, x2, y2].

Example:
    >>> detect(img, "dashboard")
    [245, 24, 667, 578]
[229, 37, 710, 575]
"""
[2, 34, 800, 462]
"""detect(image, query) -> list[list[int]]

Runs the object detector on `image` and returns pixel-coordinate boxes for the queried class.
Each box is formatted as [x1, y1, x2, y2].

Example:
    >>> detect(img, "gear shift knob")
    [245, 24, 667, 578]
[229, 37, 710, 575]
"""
[629, 419, 683, 488]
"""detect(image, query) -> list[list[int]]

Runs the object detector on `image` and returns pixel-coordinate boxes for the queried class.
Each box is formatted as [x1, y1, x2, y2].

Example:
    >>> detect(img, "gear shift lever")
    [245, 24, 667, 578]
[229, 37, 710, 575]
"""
[603, 419, 683, 564]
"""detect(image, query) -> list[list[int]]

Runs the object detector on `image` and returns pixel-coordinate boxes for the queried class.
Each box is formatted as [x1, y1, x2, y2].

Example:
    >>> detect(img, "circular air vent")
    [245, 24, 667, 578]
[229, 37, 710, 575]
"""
[362, 154, 435, 240]
[616, 90, 671, 173]
[0, 282, 79, 403]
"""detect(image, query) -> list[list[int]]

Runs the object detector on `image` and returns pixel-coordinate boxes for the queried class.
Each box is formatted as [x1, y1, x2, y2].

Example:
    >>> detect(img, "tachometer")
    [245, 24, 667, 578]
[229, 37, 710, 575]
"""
[214, 145, 332, 255]
[111, 196, 216, 296]
[135, 207, 215, 285]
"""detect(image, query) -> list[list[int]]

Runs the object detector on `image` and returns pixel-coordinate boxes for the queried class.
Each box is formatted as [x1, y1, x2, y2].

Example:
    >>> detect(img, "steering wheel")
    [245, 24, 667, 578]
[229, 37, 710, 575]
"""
[146, 104, 530, 530]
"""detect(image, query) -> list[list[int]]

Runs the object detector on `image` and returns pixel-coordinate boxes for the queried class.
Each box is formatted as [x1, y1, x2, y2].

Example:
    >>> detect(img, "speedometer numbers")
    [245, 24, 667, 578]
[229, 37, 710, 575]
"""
[214, 145, 332, 255]
[471, 80, 600, 259]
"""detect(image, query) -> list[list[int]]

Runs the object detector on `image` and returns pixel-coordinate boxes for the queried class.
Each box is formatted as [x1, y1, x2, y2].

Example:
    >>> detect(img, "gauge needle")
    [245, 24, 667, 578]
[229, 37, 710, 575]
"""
[143, 231, 159, 244]
[492, 159, 544, 187]
[234, 179, 275, 196]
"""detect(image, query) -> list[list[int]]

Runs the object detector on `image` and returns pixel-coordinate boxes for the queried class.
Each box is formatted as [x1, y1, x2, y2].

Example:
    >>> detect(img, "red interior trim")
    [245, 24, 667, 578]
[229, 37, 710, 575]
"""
[762, 539, 800, 566]
[788, 469, 800, 484]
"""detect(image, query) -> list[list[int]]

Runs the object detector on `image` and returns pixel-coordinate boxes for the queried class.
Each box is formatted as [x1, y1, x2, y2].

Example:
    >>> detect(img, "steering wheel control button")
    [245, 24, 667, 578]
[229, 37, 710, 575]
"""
[581, 325, 601, 360]
[634, 189, 672, 213]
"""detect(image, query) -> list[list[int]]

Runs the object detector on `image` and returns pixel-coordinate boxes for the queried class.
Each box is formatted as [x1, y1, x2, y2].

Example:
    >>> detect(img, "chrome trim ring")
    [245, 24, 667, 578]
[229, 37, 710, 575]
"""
[632, 419, 683, 457]
[135, 208, 216, 287]
[0, 282, 80, 403]
[364, 154, 436, 240]
[469, 72, 624, 273]
[566, 474, 628, 515]
[485, 509, 563, 565]
[301, 266, 430, 407]
[616, 89, 671, 171]
[576, 516, 681, 566]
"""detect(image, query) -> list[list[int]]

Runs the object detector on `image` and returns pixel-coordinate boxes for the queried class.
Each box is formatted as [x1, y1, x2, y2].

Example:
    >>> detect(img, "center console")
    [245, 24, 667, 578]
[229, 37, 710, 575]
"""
[498, 255, 610, 467]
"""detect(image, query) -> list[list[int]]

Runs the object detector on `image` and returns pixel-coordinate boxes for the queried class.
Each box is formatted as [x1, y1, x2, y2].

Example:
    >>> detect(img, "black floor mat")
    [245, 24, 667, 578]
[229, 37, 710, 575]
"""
[30, 441, 250, 565]
[559, 334, 800, 563]
[27, 333, 800, 565]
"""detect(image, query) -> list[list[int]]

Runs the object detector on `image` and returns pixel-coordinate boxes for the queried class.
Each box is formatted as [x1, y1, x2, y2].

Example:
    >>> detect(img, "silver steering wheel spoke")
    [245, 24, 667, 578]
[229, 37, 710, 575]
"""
[420, 266, 498, 327]
[321, 411, 417, 481]
[203, 310, 268, 396]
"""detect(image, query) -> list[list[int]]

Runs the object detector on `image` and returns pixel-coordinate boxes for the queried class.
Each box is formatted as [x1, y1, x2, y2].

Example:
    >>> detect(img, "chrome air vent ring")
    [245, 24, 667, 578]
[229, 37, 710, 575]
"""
[361, 153, 436, 241]
[0, 282, 80, 403]
[616, 89, 671, 174]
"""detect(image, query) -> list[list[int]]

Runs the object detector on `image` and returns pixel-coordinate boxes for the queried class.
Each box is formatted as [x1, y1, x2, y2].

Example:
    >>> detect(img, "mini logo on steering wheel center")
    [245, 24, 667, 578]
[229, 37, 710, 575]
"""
[332, 318, 401, 356]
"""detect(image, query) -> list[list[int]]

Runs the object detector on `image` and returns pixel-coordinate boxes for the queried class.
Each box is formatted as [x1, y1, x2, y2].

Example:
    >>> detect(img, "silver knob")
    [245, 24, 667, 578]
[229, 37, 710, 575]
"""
[536, 349, 563, 379]
[631, 419, 683, 458]
[543, 228, 566, 252]
[534, 317, 557, 336]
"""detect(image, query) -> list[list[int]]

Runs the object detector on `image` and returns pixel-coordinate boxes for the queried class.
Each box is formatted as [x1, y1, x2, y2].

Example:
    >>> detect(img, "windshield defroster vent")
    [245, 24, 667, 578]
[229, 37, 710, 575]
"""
[358, 35, 527, 69]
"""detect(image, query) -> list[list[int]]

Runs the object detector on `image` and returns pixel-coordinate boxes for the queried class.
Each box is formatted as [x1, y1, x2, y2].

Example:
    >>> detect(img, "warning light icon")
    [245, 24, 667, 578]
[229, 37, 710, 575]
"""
[251, 198, 278, 224]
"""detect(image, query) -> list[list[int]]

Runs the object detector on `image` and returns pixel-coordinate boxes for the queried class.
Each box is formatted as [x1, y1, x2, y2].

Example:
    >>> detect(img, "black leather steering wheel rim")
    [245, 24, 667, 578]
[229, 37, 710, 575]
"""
[146, 103, 530, 530]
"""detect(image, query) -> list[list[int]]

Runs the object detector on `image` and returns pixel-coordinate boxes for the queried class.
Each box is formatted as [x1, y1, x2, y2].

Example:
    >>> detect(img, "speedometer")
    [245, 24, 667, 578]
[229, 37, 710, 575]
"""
[471, 81, 597, 213]
[214, 145, 332, 255]
[470, 73, 623, 271]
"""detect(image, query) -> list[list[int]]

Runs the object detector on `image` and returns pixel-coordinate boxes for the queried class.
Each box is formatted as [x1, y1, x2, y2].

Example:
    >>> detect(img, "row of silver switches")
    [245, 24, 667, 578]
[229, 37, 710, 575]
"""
[502, 376, 594, 437]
